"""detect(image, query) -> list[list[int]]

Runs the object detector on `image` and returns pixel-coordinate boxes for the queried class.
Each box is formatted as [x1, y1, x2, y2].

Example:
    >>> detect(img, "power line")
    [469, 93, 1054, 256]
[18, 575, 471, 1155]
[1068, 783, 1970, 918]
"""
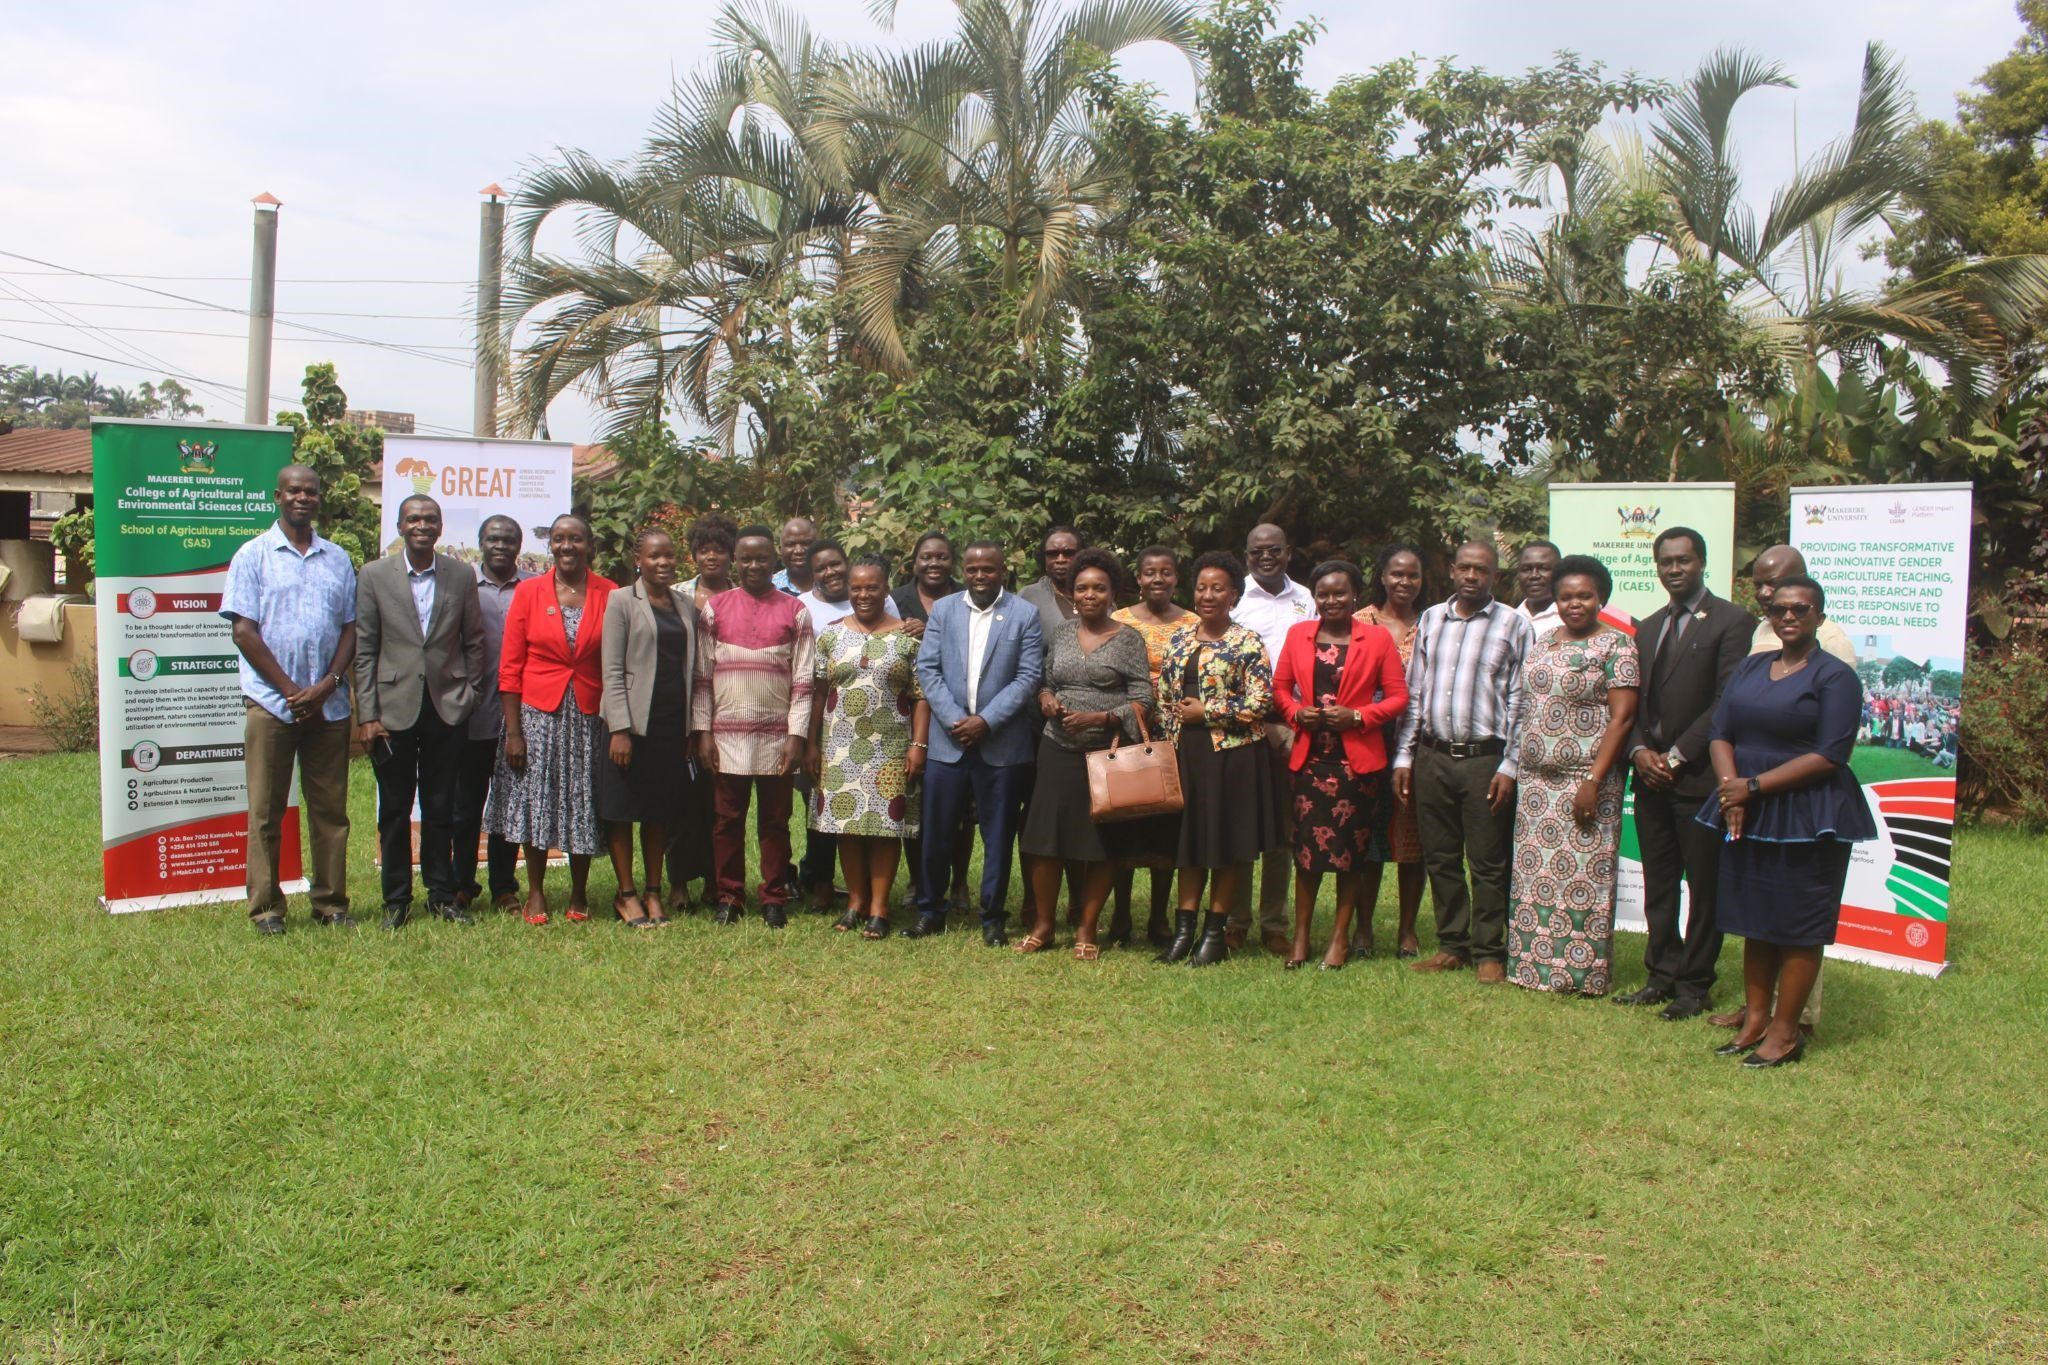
[0, 278, 247, 412]
[0, 269, 470, 285]
[0, 317, 474, 350]
[0, 250, 476, 370]
[5, 298, 471, 321]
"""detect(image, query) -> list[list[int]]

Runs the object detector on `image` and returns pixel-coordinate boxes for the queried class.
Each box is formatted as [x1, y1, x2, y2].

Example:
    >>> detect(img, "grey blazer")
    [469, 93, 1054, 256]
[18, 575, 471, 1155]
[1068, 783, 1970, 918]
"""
[352, 551, 485, 731]
[601, 581, 698, 735]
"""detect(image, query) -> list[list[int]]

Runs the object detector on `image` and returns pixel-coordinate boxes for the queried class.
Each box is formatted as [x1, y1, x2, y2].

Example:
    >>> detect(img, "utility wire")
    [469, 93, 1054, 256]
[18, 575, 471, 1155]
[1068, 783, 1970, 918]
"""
[5, 298, 470, 321]
[0, 249, 477, 370]
[0, 278, 247, 412]
[0, 269, 470, 285]
[0, 317, 474, 349]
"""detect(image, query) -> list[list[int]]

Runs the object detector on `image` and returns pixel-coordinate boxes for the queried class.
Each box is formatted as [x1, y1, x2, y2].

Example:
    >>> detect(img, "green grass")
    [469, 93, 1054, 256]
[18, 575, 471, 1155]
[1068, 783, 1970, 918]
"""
[1, 752, 2042, 1361]
[1847, 742, 1952, 785]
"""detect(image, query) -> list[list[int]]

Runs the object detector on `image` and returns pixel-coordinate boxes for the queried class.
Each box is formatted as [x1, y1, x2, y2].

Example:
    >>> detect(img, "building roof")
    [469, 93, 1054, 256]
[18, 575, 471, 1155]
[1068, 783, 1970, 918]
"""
[572, 443, 617, 481]
[0, 427, 92, 477]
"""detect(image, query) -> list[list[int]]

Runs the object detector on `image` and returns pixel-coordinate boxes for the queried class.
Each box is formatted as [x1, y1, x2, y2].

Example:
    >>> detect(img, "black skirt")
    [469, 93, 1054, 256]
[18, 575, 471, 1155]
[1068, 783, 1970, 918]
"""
[1718, 837, 1854, 947]
[1174, 727, 1284, 869]
[595, 720, 694, 826]
[1019, 738, 1171, 864]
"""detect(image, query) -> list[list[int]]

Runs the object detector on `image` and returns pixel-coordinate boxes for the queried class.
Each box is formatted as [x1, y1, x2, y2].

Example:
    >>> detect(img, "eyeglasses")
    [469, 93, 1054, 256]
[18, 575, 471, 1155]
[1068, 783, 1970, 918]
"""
[1764, 602, 1816, 619]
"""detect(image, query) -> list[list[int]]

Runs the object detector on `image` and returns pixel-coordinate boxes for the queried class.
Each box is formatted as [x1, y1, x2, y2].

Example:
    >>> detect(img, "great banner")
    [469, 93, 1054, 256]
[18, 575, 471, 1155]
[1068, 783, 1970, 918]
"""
[93, 418, 297, 912]
[379, 434, 573, 568]
[1791, 483, 1968, 977]
[1550, 482, 1737, 936]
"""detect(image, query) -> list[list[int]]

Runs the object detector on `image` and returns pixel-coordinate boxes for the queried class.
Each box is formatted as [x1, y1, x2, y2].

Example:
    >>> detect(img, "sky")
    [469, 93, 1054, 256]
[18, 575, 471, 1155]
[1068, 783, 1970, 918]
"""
[0, 0, 2027, 444]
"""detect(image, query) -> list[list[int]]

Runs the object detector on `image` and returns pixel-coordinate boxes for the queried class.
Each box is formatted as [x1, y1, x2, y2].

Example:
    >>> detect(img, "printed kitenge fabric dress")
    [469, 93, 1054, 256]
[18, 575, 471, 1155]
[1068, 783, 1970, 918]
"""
[1292, 642, 1392, 876]
[810, 624, 922, 838]
[1506, 626, 1641, 995]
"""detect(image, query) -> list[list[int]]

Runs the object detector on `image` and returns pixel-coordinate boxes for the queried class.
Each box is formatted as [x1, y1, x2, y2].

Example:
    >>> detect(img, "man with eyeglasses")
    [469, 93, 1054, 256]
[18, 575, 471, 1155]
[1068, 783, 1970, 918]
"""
[1614, 526, 1754, 1019]
[1703, 544, 1858, 1035]
[1230, 522, 1317, 955]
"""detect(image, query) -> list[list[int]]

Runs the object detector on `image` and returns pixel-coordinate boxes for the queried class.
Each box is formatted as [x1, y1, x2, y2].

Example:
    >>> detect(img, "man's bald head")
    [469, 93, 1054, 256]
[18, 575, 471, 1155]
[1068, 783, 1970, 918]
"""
[1752, 545, 1807, 605]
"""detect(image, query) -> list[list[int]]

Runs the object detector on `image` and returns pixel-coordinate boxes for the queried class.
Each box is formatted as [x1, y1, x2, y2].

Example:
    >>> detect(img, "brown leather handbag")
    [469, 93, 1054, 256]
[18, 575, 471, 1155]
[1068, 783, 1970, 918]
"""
[1086, 709, 1184, 822]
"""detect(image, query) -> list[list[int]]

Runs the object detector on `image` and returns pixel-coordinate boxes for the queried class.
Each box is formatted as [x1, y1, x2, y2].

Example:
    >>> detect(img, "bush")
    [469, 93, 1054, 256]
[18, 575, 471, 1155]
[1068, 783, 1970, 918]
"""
[1960, 630, 2048, 826]
[25, 660, 98, 753]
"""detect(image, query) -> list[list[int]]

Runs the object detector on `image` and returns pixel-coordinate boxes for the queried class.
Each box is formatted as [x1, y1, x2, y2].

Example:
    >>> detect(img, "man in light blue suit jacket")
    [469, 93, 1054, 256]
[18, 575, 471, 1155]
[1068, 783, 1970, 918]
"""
[907, 540, 1045, 944]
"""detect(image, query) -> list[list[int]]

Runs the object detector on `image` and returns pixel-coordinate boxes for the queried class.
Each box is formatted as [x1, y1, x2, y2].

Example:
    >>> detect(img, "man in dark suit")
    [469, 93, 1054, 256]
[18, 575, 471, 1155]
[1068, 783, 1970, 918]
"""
[354, 494, 485, 929]
[907, 540, 1046, 945]
[1615, 525, 1754, 1018]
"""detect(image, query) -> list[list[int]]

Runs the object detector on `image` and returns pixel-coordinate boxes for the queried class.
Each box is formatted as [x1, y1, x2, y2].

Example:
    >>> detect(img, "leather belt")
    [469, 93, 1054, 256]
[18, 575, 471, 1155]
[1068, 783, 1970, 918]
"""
[1418, 733, 1505, 760]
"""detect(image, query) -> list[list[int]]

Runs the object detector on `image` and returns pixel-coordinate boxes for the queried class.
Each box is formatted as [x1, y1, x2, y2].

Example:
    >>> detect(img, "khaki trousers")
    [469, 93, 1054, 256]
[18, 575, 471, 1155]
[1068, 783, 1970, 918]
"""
[244, 703, 352, 920]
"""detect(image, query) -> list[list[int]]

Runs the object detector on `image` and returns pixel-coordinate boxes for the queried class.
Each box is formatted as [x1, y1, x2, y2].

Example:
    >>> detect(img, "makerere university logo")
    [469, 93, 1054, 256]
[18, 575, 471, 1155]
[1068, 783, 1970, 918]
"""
[1616, 505, 1661, 539]
[1804, 503, 1827, 526]
[177, 439, 216, 475]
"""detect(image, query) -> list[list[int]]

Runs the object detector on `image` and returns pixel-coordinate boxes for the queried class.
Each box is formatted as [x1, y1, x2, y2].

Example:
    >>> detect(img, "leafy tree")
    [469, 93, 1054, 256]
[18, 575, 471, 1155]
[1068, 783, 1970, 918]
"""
[571, 418, 730, 581]
[275, 362, 382, 566]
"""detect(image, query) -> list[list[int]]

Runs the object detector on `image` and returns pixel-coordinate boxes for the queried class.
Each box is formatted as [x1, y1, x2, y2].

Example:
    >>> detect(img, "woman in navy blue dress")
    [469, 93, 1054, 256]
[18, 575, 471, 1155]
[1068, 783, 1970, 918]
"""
[1698, 576, 1876, 1067]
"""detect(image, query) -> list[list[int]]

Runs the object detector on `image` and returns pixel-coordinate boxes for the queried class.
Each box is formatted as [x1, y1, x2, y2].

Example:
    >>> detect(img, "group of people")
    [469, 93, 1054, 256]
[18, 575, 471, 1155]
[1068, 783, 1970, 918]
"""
[223, 466, 1878, 1068]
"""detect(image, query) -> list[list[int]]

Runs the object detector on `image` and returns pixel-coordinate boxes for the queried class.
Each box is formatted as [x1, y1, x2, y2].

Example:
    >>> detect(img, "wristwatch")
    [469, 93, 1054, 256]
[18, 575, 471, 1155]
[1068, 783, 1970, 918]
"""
[1746, 777, 1761, 798]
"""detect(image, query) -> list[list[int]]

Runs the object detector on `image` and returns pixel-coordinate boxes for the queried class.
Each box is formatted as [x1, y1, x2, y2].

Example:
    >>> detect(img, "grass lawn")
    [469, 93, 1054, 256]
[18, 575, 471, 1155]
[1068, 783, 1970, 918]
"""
[1, 751, 2042, 1361]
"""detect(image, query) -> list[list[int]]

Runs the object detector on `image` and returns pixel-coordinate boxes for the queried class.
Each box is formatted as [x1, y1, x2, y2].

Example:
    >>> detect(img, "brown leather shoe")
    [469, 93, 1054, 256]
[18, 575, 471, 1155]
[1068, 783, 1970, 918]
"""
[1260, 931, 1292, 956]
[1408, 951, 1467, 973]
[1708, 1008, 1743, 1029]
[1475, 960, 1506, 985]
[1224, 924, 1247, 951]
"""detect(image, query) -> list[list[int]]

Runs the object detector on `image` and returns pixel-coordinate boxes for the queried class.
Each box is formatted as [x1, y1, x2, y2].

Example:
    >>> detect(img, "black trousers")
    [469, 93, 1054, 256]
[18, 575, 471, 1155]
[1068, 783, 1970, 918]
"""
[663, 762, 715, 894]
[373, 705, 464, 911]
[1411, 743, 1515, 964]
[1632, 781, 1724, 999]
[453, 735, 521, 903]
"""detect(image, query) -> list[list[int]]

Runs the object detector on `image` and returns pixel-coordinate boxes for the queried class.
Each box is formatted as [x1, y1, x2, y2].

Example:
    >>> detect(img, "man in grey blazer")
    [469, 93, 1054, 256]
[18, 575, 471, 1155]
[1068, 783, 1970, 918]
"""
[907, 540, 1045, 945]
[354, 494, 485, 929]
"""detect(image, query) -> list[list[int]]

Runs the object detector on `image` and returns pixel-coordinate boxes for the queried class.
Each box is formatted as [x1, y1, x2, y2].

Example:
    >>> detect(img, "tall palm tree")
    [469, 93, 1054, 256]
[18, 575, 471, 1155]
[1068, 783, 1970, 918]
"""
[500, 0, 857, 444]
[829, 0, 1201, 371]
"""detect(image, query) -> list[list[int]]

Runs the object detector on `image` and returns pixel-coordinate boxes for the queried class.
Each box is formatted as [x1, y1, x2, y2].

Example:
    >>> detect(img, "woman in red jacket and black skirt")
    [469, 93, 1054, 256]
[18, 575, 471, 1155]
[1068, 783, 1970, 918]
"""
[1270, 560, 1409, 970]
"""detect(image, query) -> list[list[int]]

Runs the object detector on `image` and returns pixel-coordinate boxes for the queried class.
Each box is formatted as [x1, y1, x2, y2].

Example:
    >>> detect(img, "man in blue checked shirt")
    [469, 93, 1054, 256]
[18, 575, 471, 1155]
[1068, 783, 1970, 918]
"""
[220, 464, 359, 935]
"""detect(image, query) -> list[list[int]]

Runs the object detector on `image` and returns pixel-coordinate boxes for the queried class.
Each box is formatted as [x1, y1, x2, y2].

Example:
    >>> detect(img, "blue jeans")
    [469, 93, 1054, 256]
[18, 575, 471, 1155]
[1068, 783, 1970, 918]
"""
[918, 749, 1031, 922]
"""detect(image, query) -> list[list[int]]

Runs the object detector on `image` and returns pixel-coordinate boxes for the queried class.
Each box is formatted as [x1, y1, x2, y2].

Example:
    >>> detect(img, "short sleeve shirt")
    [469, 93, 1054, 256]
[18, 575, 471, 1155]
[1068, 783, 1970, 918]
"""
[220, 522, 358, 722]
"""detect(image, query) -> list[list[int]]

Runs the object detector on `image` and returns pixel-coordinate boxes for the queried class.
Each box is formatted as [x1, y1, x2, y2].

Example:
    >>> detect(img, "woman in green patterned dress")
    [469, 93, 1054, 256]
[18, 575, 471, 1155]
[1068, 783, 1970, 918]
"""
[1506, 555, 1641, 995]
[806, 555, 931, 938]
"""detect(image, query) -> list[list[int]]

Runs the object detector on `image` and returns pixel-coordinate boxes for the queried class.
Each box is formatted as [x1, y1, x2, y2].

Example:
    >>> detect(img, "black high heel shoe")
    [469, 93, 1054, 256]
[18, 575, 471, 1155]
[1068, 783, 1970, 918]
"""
[1714, 1037, 1762, 1057]
[1742, 1038, 1807, 1068]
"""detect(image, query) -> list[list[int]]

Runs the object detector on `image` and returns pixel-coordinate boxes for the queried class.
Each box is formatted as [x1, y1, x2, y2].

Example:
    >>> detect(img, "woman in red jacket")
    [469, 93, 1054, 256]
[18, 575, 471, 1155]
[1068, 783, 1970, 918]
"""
[1271, 560, 1410, 970]
[487, 513, 617, 924]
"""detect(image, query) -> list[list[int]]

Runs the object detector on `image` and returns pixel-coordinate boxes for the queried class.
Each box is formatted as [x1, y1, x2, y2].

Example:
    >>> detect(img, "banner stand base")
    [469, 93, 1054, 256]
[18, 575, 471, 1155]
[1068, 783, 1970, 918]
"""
[1827, 943, 1949, 979]
[103, 878, 308, 916]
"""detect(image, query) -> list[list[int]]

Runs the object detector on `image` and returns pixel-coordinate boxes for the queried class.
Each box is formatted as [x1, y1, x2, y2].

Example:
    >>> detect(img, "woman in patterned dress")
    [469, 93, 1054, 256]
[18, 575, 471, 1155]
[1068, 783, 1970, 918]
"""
[1271, 561, 1408, 970]
[1354, 544, 1430, 957]
[806, 555, 930, 939]
[1109, 545, 1195, 948]
[1506, 555, 1641, 995]
[490, 514, 618, 925]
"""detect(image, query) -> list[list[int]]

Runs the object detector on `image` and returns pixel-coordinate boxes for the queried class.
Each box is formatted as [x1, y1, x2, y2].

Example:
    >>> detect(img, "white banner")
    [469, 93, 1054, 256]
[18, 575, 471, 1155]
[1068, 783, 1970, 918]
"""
[379, 434, 573, 570]
[1791, 483, 1969, 977]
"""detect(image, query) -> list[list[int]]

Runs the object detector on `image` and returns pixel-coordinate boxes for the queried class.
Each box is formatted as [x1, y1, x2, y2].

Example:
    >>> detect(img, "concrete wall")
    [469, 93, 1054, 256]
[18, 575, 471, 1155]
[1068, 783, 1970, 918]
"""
[0, 601, 97, 728]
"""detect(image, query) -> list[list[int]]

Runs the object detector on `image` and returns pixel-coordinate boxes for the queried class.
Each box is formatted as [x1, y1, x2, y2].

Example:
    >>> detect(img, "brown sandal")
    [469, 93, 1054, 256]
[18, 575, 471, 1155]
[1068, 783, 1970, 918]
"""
[1073, 941, 1100, 961]
[1014, 933, 1054, 954]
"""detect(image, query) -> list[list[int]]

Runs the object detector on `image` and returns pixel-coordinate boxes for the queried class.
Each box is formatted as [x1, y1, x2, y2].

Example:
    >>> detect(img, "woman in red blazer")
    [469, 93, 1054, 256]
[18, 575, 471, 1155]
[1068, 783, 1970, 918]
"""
[487, 513, 617, 925]
[1270, 560, 1410, 970]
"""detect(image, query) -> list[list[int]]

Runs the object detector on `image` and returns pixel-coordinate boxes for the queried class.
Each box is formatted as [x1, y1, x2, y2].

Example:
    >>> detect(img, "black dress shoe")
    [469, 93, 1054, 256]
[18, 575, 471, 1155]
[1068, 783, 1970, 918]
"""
[313, 910, 358, 928]
[762, 904, 789, 929]
[429, 902, 473, 924]
[1612, 984, 1674, 1007]
[253, 914, 286, 936]
[1659, 996, 1706, 1021]
[1743, 1038, 1807, 1068]
[383, 902, 413, 931]
[981, 919, 1009, 948]
[1714, 1037, 1761, 1057]
[712, 902, 744, 926]
[900, 911, 948, 939]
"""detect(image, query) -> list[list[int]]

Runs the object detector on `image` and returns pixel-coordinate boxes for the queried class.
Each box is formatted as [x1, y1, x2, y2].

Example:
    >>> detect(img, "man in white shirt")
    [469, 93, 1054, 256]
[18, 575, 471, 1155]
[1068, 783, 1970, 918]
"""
[1227, 522, 1315, 955]
[1517, 538, 1634, 636]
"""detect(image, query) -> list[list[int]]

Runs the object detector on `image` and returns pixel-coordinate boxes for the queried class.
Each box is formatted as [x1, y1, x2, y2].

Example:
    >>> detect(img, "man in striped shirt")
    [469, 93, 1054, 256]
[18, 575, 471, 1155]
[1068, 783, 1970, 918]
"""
[1391, 540, 1534, 983]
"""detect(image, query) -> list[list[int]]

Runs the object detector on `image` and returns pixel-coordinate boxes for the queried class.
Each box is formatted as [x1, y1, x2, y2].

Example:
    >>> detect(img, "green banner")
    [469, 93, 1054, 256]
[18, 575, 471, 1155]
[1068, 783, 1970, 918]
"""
[1547, 482, 1736, 622]
[92, 421, 284, 578]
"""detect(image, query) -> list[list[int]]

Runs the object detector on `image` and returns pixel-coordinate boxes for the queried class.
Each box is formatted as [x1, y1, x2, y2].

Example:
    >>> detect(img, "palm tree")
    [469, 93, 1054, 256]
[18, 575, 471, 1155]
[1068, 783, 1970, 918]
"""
[829, 0, 1201, 371]
[499, 0, 858, 445]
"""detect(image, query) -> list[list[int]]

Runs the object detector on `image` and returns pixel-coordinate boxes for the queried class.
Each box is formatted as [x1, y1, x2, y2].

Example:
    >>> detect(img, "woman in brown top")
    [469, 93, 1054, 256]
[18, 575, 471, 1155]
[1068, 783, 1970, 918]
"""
[1354, 543, 1429, 958]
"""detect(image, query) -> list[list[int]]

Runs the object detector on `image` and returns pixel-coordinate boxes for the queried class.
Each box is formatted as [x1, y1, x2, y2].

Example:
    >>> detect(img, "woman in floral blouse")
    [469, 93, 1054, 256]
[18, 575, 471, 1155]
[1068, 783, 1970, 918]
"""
[1154, 550, 1284, 966]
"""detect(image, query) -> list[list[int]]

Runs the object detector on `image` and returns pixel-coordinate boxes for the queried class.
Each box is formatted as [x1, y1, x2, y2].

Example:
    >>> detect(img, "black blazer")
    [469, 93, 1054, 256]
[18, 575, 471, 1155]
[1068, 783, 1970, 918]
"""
[1627, 591, 1754, 798]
